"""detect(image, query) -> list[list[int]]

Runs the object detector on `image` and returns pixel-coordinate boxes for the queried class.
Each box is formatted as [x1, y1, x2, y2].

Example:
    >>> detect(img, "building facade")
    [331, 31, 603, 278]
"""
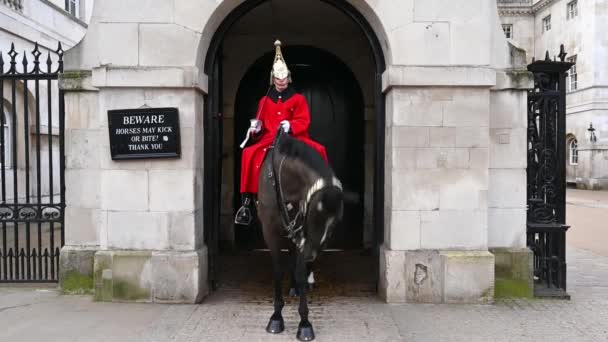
[56, 0, 533, 304]
[499, 0, 608, 189]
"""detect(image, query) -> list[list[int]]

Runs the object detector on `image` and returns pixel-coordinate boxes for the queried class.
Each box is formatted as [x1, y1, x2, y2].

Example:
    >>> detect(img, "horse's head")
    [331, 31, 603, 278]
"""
[300, 177, 344, 262]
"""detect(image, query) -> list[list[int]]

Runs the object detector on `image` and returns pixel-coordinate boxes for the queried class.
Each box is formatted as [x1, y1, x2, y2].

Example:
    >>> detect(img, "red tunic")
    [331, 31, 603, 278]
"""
[240, 88, 328, 194]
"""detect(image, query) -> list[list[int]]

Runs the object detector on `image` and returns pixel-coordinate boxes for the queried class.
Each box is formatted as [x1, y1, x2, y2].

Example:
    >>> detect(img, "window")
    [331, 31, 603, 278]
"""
[502, 24, 513, 39]
[64, 0, 79, 17]
[569, 139, 578, 165]
[567, 1, 578, 19]
[568, 55, 577, 91]
[0, 111, 11, 168]
[543, 15, 551, 32]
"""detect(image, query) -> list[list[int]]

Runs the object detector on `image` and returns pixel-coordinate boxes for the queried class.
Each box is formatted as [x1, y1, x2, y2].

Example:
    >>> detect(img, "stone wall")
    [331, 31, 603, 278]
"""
[59, 0, 531, 303]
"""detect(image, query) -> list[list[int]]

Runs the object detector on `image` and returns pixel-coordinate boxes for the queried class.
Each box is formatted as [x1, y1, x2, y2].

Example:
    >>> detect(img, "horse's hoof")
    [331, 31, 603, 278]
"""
[289, 287, 298, 297]
[266, 315, 285, 334]
[296, 321, 315, 341]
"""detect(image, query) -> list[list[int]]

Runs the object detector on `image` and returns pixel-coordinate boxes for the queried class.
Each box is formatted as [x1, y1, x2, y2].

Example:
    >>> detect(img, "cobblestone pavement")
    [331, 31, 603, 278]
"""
[132, 247, 608, 342]
[2, 189, 608, 341]
[1, 246, 607, 342]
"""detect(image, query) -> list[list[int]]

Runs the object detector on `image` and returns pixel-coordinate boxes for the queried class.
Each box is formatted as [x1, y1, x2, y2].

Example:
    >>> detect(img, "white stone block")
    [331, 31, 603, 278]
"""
[139, 24, 201, 67]
[379, 246, 406, 303]
[441, 251, 494, 304]
[404, 250, 443, 303]
[420, 210, 487, 249]
[389, 210, 421, 250]
[143, 90, 197, 128]
[430, 127, 456, 147]
[443, 90, 490, 127]
[389, 89, 444, 126]
[94, 67, 201, 90]
[488, 208, 526, 248]
[383, 66, 496, 89]
[391, 170, 440, 210]
[491, 90, 527, 129]
[149, 170, 195, 211]
[95, 0, 174, 23]
[490, 128, 527, 169]
[391, 126, 430, 147]
[175, 0, 218, 32]
[168, 211, 196, 250]
[66, 129, 100, 169]
[470, 148, 489, 169]
[107, 211, 169, 250]
[65, 207, 102, 246]
[101, 170, 149, 211]
[96, 23, 139, 66]
[66, 169, 101, 209]
[391, 22, 451, 65]
[488, 169, 526, 208]
[98, 89, 146, 128]
[439, 169, 487, 210]
[455, 127, 490, 148]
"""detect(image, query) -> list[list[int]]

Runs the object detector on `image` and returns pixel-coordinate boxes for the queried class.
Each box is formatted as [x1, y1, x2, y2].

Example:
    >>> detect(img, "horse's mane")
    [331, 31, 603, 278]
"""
[276, 134, 333, 180]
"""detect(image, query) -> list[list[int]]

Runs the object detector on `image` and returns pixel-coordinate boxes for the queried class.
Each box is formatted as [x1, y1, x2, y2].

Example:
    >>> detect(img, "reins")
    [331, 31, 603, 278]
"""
[267, 128, 342, 251]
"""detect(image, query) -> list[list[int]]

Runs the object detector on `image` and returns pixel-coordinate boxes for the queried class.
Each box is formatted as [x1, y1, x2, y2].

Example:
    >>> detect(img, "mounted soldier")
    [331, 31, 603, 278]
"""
[235, 40, 328, 226]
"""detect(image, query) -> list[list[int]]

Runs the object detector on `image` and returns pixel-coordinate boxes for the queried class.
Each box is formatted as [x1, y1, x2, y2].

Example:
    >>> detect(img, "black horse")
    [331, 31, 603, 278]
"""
[257, 128, 344, 341]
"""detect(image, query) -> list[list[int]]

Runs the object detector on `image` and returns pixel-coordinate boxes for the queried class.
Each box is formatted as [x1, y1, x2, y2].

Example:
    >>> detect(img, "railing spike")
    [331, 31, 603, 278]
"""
[545, 51, 550, 61]
[8, 43, 18, 74]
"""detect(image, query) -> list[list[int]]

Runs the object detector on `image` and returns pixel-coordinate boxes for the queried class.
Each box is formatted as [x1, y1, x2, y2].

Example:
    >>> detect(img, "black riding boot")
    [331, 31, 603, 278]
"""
[235, 193, 254, 226]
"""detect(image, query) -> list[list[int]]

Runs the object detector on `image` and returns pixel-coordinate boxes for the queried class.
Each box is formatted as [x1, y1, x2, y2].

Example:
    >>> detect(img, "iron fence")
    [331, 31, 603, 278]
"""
[0, 42, 65, 282]
[526, 46, 572, 298]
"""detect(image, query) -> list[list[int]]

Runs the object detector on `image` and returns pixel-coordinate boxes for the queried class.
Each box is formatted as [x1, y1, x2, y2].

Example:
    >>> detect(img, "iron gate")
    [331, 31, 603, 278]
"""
[526, 45, 572, 298]
[0, 42, 65, 282]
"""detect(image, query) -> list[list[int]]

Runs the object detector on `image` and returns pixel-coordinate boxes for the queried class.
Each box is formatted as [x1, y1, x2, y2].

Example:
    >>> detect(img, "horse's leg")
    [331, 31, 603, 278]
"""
[291, 257, 314, 296]
[295, 255, 315, 341]
[266, 248, 285, 334]
[289, 248, 298, 297]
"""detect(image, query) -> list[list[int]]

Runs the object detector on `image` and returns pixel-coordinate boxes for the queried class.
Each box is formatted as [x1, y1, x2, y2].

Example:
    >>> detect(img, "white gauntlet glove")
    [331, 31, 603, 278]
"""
[250, 119, 262, 134]
[280, 120, 290, 133]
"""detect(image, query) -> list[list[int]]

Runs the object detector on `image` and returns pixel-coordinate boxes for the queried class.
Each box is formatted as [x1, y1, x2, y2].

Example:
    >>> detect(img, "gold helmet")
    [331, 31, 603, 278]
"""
[270, 40, 292, 85]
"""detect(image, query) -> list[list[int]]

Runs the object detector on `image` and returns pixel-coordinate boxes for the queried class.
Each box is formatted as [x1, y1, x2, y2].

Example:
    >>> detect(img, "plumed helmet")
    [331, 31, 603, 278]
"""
[270, 40, 292, 85]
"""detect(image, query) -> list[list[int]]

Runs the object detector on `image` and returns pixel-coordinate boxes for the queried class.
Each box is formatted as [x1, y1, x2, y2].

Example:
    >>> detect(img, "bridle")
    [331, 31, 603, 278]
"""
[267, 129, 342, 251]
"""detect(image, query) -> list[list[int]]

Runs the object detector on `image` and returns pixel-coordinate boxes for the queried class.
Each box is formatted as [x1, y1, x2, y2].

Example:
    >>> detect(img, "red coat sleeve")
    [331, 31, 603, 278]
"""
[290, 95, 311, 137]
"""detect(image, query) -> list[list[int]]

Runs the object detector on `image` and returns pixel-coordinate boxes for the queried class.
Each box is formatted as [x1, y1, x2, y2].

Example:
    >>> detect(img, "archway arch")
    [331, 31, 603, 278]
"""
[199, 0, 388, 290]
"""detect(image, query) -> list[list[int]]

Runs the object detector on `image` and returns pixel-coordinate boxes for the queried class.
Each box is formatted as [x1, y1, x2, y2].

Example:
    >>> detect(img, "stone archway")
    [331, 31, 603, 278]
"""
[198, 0, 388, 290]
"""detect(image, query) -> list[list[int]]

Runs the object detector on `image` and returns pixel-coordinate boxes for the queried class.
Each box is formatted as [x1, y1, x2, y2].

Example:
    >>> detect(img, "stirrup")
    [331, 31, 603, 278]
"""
[234, 205, 253, 226]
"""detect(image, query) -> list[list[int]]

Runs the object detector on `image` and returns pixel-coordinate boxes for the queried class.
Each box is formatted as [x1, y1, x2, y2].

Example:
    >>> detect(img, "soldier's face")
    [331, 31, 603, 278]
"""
[273, 76, 288, 92]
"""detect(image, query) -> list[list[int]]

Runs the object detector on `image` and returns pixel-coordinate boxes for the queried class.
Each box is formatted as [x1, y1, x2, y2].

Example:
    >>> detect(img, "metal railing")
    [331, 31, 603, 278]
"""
[0, 42, 65, 282]
[526, 45, 572, 298]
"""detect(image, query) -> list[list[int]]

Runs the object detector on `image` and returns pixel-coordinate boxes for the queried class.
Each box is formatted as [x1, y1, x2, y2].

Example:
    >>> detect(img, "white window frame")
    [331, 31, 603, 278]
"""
[568, 55, 578, 92]
[0, 110, 12, 169]
[567, 0, 578, 20]
[543, 15, 552, 32]
[569, 139, 578, 165]
[502, 24, 514, 39]
[65, 0, 79, 18]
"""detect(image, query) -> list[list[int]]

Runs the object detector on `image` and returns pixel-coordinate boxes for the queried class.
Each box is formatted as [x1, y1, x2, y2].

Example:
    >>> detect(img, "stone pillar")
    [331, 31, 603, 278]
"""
[59, 69, 209, 303]
[59, 67, 208, 303]
[380, 66, 496, 304]
[487, 44, 534, 298]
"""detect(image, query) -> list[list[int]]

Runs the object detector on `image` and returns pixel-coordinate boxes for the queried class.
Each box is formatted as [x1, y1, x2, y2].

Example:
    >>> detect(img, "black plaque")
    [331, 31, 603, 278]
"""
[108, 107, 181, 160]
